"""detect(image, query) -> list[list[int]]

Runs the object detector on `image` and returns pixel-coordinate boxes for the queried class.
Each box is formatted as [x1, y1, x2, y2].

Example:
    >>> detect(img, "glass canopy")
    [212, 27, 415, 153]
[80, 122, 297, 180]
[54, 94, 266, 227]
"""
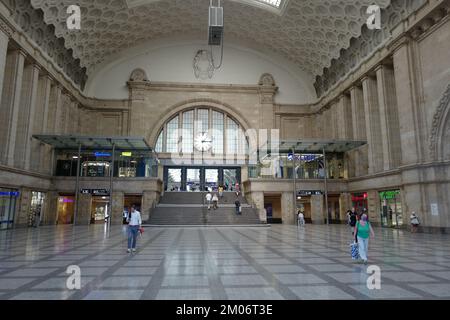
[32, 135, 152, 151]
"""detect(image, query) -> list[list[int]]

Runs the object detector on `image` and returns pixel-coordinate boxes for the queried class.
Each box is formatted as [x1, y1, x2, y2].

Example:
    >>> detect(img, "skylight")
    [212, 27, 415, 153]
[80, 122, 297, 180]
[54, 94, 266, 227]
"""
[126, 0, 288, 15]
[258, 0, 282, 8]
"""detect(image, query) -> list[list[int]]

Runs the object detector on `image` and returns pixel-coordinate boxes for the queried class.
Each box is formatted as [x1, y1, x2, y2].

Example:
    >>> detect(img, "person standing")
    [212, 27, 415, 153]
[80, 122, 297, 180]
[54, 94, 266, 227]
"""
[297, 210, 305, 227]
[410, 212, 420, 233]
[205, 192, 212, 210]
[234, 199, 241, 215]
[235, 182, 240, 196]
[212, 193, 219, 210]
[349, 208, 357, 236]
[126, 205, 142, 253]
[218, 185, 224, 199]
[354, 214, 375, 264]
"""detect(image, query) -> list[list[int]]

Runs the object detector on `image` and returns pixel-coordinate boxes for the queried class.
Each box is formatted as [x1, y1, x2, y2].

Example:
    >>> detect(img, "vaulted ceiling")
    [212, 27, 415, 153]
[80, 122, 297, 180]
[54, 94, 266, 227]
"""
[29, 0, 391, 79]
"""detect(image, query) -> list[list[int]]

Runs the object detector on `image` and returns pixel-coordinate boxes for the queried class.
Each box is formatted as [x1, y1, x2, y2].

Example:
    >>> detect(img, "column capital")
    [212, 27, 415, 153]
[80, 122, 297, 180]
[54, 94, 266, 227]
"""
[388, 35, 412, 55]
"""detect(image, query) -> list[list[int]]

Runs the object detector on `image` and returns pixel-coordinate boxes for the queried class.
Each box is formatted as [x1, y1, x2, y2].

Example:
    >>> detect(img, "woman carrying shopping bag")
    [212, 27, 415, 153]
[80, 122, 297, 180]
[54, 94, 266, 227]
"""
[354, 214, 375, 264]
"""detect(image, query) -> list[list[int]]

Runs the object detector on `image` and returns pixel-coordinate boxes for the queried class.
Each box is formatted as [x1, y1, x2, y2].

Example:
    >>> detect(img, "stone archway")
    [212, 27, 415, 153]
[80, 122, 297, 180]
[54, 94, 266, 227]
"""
[430, 84, 450, 161]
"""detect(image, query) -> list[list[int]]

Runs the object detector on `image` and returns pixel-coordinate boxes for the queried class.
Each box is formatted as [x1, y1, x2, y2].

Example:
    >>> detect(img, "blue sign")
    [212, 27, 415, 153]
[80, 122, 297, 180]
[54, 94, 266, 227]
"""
[287, 152, 294, 161]
[0, 191, 20, 197]
[94, 152, 111, 157]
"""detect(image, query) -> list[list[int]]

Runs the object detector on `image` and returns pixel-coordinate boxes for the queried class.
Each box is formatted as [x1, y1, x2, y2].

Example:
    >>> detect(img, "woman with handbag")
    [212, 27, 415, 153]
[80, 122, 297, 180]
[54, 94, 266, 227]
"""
[354, 214, 375, 264]
[126, 205, 142, 253]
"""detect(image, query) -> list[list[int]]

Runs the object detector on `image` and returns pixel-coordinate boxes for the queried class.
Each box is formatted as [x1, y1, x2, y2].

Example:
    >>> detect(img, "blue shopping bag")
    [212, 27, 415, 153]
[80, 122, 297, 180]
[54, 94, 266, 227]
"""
[350, 242, 360, 260]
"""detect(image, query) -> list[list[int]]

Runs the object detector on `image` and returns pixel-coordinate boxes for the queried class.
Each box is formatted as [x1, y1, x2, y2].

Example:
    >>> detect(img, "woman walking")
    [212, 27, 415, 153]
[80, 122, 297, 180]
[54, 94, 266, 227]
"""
[354, 214, 374, 264]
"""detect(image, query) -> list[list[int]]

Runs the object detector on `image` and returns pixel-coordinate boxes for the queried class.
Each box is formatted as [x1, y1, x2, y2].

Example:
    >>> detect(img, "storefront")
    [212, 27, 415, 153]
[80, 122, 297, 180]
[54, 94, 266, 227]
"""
[55, 149, 158, 178]
[91, 196, 109, 224]
[379, 190, 403, 228]
[28, 192, 45, 227]
[57, 195, 75, 224]
[351, 192, 368, 213]
[296, 190, 322, 224]
[0, 189, 19, 230]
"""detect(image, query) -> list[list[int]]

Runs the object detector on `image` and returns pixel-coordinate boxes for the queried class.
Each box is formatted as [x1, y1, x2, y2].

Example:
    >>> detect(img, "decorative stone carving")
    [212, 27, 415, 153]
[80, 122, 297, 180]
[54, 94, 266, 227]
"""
[193, 49, 214, 80]
[129, 68, 149, 82]
[430, 84, 450, 161]
[314, 0, 428, 97]
[12, 0, 87, 89]
[259, 73, 276, 87]
[29, 0, 393, 81]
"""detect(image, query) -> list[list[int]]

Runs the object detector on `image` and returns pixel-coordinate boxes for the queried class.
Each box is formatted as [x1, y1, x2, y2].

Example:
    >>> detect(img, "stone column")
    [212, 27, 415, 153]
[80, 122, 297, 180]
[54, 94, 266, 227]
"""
[375, 64, 402, 170]
[15, 188, 31, 228]
[392, 38, 423, 165]
[349, 85, 366, 140]
[258, 74, 277, 130]
[142, 191, 158, 221]
[53, 85, 63, 133]
[21, 64, 41, 170]
[111, 191, 124, 225]
[0, 49, 26, 166]
[310, 194, 324, 224]
[43, 191, 58, 225]
[39, 75, 53, 173]
[0, 21, 11, 107]
[339, 193, 352, 223]
[367, 190, 381, 226]
[336, 94, 353, 140]
[251, 191, 266, 223]
[281, 192, 295, 225]
[362, 75, 383, 174]
[77, 193, 92, 225]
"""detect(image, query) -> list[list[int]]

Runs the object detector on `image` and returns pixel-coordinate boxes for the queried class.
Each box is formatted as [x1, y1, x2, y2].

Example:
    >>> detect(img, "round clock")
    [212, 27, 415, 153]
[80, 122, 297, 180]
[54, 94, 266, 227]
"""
[194, 132, 212, 152]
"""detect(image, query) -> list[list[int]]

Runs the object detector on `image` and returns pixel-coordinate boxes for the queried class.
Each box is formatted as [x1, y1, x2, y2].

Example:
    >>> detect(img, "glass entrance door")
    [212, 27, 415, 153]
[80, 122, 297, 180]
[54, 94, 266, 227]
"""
[205, 169, 219, 192]
[380, 190, 403, 228]
[164, 167, 240, 192]
[186, 168, 201, 192]
[167, 168, 182, 191]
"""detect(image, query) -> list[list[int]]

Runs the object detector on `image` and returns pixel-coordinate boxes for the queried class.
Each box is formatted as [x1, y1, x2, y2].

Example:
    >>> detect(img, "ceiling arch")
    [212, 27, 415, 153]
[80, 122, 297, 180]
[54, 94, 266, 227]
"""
[30, 0, 391, 79]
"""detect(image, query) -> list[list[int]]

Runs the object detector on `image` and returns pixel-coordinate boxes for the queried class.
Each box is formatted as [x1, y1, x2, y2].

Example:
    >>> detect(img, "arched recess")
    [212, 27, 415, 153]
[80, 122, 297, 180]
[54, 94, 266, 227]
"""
[148, 99, 252, 152]
[430, 84, 450, 161]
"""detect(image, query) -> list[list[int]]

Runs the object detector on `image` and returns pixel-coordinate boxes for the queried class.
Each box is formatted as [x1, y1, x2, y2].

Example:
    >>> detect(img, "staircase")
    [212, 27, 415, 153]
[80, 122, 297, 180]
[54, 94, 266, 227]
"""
[144, 192, 263, 226]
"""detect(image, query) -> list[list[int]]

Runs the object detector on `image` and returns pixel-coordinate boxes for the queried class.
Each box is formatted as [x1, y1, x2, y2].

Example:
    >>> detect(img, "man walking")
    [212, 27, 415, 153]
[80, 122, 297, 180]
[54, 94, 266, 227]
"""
[206, 192, 212, 210]
[126, 205, 142, 253]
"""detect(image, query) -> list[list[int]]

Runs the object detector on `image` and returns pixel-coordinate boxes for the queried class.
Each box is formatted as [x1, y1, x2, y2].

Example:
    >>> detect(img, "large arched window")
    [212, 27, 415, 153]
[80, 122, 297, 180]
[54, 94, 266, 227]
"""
[154, 107, 247, 154]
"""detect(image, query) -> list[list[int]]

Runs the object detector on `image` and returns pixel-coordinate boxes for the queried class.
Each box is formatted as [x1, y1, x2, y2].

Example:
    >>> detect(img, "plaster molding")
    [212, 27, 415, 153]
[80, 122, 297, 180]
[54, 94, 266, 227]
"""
[430, 84, 450, 161]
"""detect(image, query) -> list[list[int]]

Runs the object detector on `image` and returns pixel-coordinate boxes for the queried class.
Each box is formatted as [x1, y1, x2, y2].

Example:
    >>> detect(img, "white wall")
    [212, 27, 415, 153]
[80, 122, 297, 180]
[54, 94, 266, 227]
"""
[85, 38, 316, 104]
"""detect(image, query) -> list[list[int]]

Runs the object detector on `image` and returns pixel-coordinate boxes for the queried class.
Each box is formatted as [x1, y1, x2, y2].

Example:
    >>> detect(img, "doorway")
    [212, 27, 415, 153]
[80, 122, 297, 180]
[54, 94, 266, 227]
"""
[379, 190, 403, 228]
[91, 196, 109, 224]
[264, 195, 282, 224]
[28, 192, 45, 227]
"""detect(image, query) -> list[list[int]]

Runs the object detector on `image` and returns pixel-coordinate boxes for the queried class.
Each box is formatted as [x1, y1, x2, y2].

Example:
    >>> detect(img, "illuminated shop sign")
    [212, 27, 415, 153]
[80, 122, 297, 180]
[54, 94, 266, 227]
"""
[80, 189, 109, 195]
[0, 191, 20, 197]
[121, 152, 132, 157]
[298, 190, 322, 196]
[379, 190, 400, 200]
[94, 152, 111, 157]
[352, 192, 368, 201]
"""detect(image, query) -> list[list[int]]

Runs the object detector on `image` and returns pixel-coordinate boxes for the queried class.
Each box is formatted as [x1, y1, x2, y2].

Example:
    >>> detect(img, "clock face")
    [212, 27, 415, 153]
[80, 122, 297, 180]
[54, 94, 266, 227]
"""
[194, 132, 212, 152]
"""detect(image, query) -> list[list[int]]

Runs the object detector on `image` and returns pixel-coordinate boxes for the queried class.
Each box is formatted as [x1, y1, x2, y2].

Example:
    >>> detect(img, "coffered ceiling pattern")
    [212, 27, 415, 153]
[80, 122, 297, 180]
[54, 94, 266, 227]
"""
[29, 0, 391, 79]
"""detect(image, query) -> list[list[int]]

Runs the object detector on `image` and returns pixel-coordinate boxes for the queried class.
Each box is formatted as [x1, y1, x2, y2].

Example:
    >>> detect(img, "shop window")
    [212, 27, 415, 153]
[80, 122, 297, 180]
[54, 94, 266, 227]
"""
[57, 196, 74, 224]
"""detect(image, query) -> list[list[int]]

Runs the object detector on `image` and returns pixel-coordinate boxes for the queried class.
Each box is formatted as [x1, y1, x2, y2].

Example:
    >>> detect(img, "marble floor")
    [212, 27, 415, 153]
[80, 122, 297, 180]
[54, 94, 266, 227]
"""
[1, 224, 450, 300]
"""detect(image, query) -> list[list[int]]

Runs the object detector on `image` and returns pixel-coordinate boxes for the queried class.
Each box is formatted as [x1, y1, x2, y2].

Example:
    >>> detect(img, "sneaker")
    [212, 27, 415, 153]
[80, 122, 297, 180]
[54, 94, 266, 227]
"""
[132, 249, 136, 253]
[127, 249, 131, 253]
